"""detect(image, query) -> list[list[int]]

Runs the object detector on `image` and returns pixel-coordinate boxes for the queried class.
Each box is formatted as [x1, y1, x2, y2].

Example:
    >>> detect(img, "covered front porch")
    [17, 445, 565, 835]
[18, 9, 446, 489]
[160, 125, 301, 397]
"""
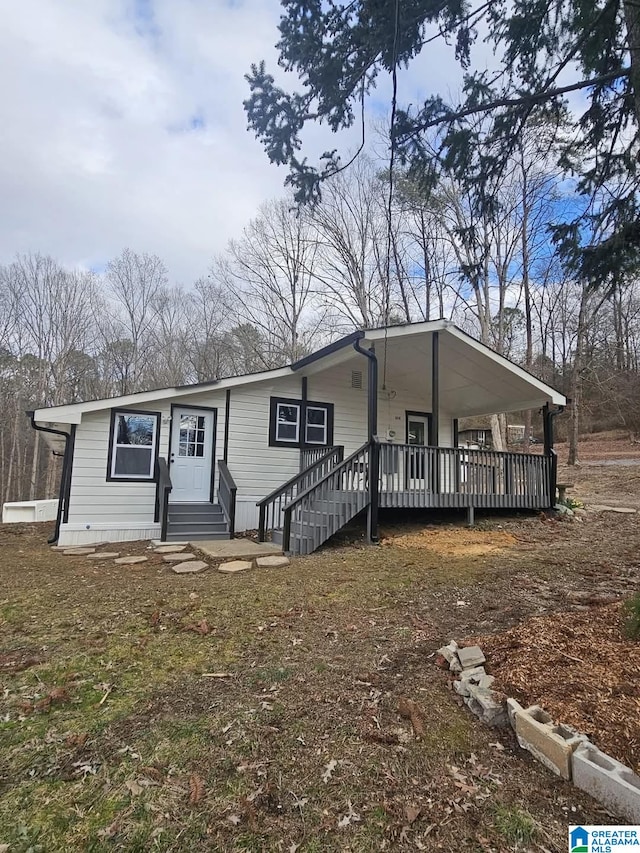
[260, 320, 565, 553]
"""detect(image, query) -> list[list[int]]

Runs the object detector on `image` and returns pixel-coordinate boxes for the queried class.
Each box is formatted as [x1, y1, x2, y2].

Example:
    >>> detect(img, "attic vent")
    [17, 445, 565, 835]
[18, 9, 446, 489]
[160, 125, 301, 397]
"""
[351, 370, 363, 389]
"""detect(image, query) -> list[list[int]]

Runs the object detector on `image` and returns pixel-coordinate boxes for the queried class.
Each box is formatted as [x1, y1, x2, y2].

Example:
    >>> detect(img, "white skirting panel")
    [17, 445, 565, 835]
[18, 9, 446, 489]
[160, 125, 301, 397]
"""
[57, 522, 162, 547]
[234, 499, 261, 533]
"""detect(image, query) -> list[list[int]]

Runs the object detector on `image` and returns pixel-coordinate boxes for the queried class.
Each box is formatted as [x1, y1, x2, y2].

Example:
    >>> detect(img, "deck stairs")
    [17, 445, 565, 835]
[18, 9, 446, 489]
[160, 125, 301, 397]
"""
[165, 502, 231, 542]
[271, 489, 369, 555]
[261, 442, 371, 556]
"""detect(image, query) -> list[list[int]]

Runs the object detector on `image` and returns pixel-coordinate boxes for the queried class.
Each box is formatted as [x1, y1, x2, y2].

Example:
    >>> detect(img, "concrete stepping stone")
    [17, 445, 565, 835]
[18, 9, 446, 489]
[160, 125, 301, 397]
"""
[163, 553, 196, 563]
[154, 544, 187, 553]
[590, 504, 637, 514]
[87, 552, 120, 560]
[171, 560, 208, 574]
[114, 556, 148, 565]
[256, 555, 290, 568]
[63, 548, 96, 556]
[218, 560, 252, 574]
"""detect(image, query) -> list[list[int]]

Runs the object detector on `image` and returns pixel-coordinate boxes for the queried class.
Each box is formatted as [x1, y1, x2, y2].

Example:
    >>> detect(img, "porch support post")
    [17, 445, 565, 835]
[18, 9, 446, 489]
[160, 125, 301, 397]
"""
[543, 403, 564, 507]
[367, 346, 379, 543]
[353, 338, 379, 543]
[467, 505, 475, 527]
[542, 404, 552, 455]
[431, 332, 440, 446]
[223, 389, 231, 463]
[299, 376, 308, 470]
[431, 331, 440, 494]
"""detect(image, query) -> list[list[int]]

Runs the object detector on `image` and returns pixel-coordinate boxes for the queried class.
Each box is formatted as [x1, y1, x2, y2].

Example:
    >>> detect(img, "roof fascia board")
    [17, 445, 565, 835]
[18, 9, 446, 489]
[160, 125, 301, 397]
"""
[365, 318, 448, 343]
[457, 398, 563, 417]
[291, 330, 364, 371]
[445, 326, 567, 405]
[34, 412, 83, 425]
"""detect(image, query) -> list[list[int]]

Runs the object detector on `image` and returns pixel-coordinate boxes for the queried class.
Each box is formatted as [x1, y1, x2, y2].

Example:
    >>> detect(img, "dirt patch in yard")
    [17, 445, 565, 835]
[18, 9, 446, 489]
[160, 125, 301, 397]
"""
[380, 525, 517, 557]
[475, 603, 640, 774]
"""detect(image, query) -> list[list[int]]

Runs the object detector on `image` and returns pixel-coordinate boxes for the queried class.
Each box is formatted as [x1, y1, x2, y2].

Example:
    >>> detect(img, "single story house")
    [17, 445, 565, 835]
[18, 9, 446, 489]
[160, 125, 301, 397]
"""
[31, 320, 566, 555]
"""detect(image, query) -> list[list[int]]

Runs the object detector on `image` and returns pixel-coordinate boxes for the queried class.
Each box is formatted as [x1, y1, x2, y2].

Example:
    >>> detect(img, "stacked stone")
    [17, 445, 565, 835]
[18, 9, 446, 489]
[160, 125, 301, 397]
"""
[436, 641, 507, 727]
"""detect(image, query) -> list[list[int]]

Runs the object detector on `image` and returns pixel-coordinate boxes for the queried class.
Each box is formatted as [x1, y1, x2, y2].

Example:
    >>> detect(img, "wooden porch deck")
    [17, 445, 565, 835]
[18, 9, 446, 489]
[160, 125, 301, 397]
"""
[258, 441, 555, 555]
[377, 443, 552, 509]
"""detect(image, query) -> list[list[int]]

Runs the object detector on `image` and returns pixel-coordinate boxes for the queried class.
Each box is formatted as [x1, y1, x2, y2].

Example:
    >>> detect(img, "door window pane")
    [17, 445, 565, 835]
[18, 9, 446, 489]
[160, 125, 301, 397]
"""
[408, 420, 426, 445]
[178, 413, 208, 457]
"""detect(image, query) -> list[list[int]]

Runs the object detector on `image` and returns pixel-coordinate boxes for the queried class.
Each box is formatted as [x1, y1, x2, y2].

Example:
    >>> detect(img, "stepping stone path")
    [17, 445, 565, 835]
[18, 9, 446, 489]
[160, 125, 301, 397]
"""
[218, 560, 252, 574]
[171, 560, 208, 574]
[590, 504, 637, 514]
[256, 555, 290, 568]
[63, 548, 96, 556]
[87, 552, 120, 560]
[154, 544, 187, 554]
[114, 556, 148, 565]
[163, 553, 196, 563]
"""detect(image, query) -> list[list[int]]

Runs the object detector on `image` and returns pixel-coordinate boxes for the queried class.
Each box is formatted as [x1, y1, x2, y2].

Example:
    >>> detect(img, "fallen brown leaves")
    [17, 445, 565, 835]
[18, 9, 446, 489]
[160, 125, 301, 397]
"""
[476, 602, 640, 772]
[189, 773, 205, 805]
[397, 697, 425, 738]
[18, 686, 70, 714]
[184, 618, 212, 636]
[0, 650, 41, 673]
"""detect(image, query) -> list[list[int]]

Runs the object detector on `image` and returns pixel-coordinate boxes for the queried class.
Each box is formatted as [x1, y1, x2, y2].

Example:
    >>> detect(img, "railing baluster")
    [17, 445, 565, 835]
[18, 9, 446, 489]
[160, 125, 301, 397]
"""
[256, 445, 343, 542]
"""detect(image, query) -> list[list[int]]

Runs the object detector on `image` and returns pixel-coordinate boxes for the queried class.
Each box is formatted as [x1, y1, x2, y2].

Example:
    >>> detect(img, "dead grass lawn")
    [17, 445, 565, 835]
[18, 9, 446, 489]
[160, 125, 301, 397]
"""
[1, 491, 639, 851]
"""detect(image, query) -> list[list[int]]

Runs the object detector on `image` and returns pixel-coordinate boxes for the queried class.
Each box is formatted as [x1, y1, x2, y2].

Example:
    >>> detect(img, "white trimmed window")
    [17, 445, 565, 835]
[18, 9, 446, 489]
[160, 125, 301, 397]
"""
[305, 406, 328, 445]
[109, 410, 159, 480]
[269, 397, 334, 448]
[275, 403, 300, 444]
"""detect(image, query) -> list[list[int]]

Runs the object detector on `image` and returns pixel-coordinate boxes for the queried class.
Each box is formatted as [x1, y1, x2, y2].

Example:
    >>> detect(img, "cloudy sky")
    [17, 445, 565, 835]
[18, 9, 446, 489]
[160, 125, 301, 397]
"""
[0, 1, 464, 284]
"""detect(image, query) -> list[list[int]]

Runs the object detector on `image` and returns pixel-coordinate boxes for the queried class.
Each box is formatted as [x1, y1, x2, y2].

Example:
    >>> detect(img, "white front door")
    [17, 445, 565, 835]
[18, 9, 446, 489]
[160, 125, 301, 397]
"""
[170, 408, 215, 502]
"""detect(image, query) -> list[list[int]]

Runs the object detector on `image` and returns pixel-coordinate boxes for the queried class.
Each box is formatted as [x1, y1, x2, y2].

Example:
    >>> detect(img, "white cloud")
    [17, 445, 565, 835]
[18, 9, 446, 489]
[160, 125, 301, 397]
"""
[0, 1, 471, 283]
[0, 0, 296, 282]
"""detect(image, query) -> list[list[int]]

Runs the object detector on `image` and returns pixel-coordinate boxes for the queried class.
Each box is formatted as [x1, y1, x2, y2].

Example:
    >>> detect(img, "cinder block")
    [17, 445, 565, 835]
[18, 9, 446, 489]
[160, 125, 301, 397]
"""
[470, 688, 509, 727]
[460, 666, 487, 682]
[458, 645, 486, 669]
[506, 697, 524, 730]
[453, 679, 470, 697]
[436, 641, 460, 668]
[515, 705, 586, 780]
[572, 743, 640, 823]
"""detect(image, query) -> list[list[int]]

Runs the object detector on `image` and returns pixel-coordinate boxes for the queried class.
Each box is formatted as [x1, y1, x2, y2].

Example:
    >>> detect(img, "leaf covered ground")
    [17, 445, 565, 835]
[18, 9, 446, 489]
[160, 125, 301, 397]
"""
[1, 463, 640, 851]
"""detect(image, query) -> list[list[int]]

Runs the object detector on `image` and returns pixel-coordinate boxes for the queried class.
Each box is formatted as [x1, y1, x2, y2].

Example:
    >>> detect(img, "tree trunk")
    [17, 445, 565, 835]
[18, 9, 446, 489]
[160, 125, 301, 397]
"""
[490, 414, 505, 451]
[29, 429, 40, 500]
[567, 293, 588, 466]
[523, 409, 532, 451]
[624, 0, 640, 126]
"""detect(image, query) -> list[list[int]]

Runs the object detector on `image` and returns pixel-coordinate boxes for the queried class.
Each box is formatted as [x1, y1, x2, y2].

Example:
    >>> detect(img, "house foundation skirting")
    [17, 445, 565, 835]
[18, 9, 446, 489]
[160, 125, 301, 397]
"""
[57, 522, 162, 547]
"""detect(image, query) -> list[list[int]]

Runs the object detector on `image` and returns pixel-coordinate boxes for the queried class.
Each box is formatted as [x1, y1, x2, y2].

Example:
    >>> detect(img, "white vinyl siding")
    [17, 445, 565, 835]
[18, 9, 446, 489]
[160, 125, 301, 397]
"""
[61, 361, 454, 541]
[63, 391, 226, 536]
